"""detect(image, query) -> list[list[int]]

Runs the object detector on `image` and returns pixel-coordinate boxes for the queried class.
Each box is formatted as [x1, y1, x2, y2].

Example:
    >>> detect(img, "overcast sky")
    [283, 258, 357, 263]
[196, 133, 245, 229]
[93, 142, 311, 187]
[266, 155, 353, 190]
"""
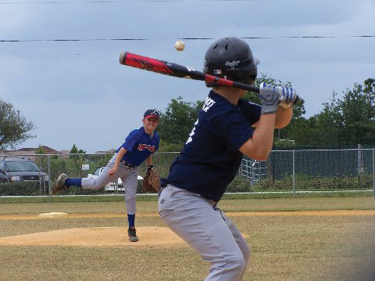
[1, 0, 374, 153]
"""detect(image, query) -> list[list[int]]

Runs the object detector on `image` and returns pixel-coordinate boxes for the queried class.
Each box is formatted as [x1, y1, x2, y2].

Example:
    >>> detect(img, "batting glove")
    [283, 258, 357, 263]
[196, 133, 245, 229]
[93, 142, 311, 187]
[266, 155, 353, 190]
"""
[278, 87, 298, 109]
[259, 83, 297, 113]
[259, 83, 281, 114]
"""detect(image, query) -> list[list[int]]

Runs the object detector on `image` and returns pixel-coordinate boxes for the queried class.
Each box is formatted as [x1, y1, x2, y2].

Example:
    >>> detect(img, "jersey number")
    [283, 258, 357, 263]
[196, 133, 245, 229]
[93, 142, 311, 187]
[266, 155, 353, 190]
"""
[186, 119, 199, 144]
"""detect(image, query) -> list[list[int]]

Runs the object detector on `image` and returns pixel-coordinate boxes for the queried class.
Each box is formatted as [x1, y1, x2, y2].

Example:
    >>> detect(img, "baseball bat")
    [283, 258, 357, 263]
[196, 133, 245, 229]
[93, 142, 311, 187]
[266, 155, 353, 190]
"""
[119, 52, 260, 93]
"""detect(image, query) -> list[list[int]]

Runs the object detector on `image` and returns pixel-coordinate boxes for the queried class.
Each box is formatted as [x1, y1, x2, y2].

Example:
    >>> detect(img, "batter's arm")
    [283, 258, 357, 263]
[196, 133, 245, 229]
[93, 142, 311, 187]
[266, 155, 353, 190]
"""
[240, 113, 276, 161]
[252, 83, 297, 129]
[252, 106, 293, 129]
[274, 106, 293, 129]
[240, 84, 297, 161]
[109, 147, 127, 176]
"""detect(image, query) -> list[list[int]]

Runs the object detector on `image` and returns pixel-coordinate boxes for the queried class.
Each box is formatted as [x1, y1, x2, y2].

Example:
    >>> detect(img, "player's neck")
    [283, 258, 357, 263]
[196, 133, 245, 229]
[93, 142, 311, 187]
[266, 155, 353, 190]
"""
[144, 127, 154, 138]
[213, 87, 246, 105]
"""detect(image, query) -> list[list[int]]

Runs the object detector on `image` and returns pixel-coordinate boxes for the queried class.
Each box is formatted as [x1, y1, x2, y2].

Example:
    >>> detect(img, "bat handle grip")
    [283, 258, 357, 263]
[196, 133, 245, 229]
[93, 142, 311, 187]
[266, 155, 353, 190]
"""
[232, 81, 260, 93]
[247, 85, 260, 94]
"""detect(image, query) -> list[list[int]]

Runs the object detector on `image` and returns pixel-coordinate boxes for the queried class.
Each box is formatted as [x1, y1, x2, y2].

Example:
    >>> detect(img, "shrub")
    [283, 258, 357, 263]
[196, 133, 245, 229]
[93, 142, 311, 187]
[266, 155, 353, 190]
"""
[252, 174, 374, 191]
[227, 176, 251, 192]
[0, 182, 44, 196]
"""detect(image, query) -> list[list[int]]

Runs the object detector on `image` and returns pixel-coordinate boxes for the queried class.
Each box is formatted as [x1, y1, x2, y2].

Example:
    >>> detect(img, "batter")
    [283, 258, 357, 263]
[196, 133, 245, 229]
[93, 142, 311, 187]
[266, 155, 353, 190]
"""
[158, 37, 298, 280]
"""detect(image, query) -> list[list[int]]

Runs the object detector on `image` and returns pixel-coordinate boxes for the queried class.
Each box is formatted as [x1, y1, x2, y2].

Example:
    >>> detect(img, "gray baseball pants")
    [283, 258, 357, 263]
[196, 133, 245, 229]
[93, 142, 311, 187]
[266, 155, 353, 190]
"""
[158, 184, 250, 281]
[81, 154, 139, 214]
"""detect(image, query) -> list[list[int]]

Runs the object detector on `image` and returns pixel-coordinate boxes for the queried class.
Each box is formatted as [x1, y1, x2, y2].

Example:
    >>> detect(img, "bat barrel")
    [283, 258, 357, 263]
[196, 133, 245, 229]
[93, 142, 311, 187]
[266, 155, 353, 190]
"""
[119, 51, 260, 94]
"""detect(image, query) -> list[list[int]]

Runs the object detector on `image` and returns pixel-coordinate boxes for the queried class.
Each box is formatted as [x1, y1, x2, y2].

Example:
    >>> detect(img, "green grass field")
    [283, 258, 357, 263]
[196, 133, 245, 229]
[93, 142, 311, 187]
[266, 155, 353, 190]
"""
[1, 197, 375, 281]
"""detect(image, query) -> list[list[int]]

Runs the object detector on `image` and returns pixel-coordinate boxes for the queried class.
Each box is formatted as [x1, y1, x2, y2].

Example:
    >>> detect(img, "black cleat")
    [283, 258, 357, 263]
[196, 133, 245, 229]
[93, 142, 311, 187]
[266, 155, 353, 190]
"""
[52, 174, 69, 195]
[128, 227, 138, 242]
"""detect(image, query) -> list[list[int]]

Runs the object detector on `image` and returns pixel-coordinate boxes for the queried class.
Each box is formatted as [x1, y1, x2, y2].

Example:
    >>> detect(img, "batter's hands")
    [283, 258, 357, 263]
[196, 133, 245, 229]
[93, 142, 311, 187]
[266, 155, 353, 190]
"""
[259, 83, 281, 114]
[278, 86, 298, 109]
[259, 83, 297, 114]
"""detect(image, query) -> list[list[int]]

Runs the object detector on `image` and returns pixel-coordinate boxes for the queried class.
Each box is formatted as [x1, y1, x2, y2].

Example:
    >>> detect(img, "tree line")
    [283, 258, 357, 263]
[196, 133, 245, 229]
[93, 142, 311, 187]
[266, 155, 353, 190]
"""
[157, 76, 375, 151]
[1, 77, 374, 151]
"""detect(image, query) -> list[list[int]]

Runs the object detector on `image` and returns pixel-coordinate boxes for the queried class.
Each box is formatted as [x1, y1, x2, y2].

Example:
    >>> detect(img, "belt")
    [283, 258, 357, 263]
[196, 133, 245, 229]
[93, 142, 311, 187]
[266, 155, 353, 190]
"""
[158, 186, 165, 197]
[158, 182, 168, 196]
[120, 160, 136, 168]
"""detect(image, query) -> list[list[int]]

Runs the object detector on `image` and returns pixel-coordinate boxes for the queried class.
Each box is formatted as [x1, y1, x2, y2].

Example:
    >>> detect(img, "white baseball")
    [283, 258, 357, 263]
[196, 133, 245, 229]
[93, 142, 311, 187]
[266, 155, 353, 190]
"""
[175, 40, 185, 51]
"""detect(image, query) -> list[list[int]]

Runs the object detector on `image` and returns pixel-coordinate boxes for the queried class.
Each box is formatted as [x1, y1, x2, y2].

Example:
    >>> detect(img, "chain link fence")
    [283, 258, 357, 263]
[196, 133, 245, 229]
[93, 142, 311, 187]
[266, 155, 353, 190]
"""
[1, 148, 374, 197]
[240, 148, 375, 194]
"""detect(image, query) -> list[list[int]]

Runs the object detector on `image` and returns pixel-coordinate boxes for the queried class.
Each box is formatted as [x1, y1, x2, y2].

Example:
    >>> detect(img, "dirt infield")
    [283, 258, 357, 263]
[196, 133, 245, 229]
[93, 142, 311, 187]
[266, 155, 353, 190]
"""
[0, 210, 373, 247]
[0, 226, 186, 247]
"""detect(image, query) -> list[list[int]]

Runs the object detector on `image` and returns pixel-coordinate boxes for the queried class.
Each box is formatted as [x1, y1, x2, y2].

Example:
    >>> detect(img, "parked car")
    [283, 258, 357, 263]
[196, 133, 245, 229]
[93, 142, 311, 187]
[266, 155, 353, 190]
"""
[0, 171, 9, 183]
[88, 167, 143, 192]
[0, 157, 49, 184]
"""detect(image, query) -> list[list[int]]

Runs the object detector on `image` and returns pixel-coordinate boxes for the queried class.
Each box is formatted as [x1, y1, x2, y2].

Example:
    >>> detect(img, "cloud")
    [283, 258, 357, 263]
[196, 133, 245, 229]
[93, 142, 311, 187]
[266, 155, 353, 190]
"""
[1, 0, 374, 152]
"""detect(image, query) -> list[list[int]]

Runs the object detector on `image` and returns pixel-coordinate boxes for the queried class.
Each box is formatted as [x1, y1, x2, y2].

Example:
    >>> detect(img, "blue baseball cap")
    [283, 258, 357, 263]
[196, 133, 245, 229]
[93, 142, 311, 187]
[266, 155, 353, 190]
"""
[144, 109, 159, 120]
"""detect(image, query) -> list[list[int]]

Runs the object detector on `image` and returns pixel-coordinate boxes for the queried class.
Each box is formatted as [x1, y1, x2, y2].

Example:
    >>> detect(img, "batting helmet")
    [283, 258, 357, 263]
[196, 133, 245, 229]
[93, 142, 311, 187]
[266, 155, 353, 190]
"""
[203, 37, 259, 87]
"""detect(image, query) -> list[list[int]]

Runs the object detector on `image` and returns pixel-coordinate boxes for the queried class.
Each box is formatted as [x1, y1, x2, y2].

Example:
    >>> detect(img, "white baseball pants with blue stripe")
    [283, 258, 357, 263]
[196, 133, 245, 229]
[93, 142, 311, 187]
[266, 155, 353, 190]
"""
[81, 154, 139, 214]
[158, 184, 250, 281]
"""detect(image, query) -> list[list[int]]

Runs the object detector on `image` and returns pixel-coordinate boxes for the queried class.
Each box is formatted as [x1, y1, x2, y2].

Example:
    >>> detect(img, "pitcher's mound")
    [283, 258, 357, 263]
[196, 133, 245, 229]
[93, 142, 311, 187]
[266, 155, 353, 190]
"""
[0, 227, 187, 247]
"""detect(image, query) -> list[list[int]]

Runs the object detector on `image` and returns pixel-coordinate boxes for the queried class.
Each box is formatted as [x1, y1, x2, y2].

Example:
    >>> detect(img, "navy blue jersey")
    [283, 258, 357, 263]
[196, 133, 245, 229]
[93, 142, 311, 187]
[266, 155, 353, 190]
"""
[162, 90, 261, 202]
[117, 127, 160, 166]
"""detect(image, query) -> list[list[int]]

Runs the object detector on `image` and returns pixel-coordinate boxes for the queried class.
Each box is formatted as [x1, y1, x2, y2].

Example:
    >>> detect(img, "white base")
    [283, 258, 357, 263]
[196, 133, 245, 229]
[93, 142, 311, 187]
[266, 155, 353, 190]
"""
[38, 212, 68, 218]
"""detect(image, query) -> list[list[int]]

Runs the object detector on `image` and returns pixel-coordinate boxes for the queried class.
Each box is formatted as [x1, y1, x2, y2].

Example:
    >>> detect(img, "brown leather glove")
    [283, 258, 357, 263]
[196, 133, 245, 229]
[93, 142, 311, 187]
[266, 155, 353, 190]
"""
[142, 167, 160, 193]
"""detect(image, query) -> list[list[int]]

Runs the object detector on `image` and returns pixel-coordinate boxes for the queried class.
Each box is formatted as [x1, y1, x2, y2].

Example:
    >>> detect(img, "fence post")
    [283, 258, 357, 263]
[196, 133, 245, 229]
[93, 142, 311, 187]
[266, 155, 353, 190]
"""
[357, 144, 361, 175]
[292, 150, 296, 197]
[48, 154, 52, 201]
[373, 148, 375, 197]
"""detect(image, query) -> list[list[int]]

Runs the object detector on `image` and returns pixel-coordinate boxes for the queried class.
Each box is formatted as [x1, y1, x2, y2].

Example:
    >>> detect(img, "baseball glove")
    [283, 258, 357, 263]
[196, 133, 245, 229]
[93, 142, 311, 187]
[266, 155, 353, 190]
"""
[143, 168, 160, 193]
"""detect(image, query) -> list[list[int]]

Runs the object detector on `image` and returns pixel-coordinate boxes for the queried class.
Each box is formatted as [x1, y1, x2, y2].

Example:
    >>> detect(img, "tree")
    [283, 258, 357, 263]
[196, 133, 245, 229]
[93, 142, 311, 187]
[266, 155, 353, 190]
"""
[309, 78, 375, 147]
[338, 78, 375, 145]
[70, 144, 86, 177]
[157, 97, 204, 151]
[70, 144, 86, 156]
[0, 99, 35, 149]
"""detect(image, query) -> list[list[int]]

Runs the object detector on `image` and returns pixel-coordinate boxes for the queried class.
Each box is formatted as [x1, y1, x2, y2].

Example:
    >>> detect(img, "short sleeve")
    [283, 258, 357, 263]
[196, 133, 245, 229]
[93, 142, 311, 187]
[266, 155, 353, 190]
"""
[215, 110, 254, 153]
[121, 130, 140, 152]
[238, 99, 261, 125]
